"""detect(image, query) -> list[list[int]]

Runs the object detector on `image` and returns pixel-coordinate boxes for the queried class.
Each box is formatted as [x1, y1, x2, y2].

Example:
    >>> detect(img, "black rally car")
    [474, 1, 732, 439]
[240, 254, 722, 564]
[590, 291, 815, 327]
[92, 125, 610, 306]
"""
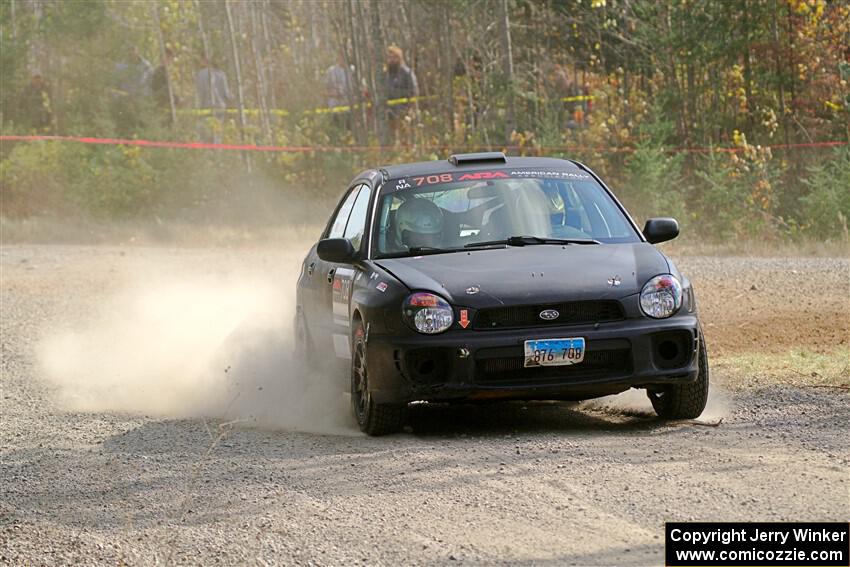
[296, 152, 708, 435]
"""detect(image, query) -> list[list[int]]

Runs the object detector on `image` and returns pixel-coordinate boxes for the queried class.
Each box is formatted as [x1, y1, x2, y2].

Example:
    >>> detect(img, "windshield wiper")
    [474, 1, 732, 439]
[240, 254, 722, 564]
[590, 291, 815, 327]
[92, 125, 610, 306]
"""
[464, 235, 600, 248]
[377, 246, 462, 259]
[407, 246, 456, 254]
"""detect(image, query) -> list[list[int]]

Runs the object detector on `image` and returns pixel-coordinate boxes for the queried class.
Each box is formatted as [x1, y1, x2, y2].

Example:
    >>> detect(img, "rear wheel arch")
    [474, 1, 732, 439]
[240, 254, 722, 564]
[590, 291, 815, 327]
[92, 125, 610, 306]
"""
[351, 309, 364, 338]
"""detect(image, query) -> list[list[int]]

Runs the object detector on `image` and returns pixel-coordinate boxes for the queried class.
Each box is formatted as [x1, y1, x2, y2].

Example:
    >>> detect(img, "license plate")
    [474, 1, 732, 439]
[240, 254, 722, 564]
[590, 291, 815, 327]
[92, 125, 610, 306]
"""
[524, 338, 586, 368]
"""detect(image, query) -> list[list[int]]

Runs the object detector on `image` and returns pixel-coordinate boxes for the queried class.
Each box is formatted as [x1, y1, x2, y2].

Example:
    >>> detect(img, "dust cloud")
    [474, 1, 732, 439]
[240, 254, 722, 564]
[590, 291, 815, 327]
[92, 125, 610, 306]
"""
[582, 385, 731, 422]
[34, 225, 727, 433]
[37, 240, 356, 435]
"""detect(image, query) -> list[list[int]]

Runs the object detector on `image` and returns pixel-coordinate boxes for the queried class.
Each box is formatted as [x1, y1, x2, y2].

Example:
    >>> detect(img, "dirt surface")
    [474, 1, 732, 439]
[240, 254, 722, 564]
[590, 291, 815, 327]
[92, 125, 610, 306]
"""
[680, 255, 850, 356]
[1, 244, 848, 566]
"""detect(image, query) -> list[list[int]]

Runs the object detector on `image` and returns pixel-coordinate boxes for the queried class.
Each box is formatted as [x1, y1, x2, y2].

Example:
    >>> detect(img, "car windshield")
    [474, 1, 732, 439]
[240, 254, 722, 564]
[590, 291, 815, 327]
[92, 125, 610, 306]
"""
[372, 171, 640, 258]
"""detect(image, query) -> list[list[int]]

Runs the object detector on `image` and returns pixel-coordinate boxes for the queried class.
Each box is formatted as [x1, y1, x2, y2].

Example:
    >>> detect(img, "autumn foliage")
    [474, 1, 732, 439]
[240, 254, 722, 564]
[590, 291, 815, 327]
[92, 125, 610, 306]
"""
[1, 0, 847, 241]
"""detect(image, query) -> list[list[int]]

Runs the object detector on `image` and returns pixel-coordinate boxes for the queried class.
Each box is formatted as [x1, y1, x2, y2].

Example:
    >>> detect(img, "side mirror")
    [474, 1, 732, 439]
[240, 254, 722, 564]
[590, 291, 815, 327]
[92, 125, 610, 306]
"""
[643, 217, 679, 244]
[317, 238, 358, 263]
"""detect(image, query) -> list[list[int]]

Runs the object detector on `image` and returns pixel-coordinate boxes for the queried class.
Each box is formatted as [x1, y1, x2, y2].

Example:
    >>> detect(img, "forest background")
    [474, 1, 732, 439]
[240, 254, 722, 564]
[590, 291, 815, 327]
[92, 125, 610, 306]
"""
[1, 0, 848, 243]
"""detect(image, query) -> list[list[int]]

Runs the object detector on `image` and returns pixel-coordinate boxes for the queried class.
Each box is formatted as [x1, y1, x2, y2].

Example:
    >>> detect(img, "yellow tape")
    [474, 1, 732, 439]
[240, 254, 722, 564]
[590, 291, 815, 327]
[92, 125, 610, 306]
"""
[387, 95, 437, 106]
[180, 94, 589, 117]
[180, 94, 438, 117]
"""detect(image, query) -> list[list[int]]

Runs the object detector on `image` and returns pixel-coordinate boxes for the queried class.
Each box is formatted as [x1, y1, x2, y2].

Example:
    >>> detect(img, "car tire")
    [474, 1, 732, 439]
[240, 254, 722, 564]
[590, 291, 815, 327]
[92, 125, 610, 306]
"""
[648, 327, 709, 419]
[350, 321, 404, 436]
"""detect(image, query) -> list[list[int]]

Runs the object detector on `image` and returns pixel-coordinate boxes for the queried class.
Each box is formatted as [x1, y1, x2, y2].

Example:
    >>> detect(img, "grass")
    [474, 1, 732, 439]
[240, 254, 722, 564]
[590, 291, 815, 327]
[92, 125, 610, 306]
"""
[4, 215, 849, 258]
[662, 238, 850, 258]
[713, 346, 850, 390]
[0, 215, 326, 247]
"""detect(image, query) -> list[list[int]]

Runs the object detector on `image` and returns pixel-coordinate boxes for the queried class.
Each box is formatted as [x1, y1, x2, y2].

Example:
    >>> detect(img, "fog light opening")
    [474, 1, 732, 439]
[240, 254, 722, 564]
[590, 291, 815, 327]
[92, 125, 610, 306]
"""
[416, 359, 436, 375]
[658, 340, 680, 361]
[406, 349, 450, 383]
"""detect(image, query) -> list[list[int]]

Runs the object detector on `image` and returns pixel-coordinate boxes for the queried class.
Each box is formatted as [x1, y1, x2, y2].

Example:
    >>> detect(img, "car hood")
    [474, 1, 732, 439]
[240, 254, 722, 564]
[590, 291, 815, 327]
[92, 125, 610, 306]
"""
[375, 243, 670, 308]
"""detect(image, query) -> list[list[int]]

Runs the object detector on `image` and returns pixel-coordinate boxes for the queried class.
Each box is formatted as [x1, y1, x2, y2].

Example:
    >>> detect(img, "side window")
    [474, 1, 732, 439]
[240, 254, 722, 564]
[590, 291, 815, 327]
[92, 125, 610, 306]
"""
[343, 184, 372, 249]
[572, 182, 633, 238]
[328, 186, 361, 238]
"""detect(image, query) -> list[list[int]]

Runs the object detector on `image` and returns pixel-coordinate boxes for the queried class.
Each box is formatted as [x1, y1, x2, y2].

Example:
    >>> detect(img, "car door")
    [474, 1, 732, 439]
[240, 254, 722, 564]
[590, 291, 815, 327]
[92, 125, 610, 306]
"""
[315, 183, 372, 359]
[302, 185, 362, 351]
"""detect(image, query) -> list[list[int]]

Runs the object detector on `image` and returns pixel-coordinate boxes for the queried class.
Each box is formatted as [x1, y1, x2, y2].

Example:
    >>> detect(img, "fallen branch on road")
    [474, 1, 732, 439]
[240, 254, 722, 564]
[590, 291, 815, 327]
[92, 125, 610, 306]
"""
[669, 418, 724, 427]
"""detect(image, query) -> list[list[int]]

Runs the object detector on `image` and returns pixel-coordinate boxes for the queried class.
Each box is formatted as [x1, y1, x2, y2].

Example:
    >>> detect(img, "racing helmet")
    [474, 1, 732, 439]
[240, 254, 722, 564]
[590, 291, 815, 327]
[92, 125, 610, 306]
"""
[395, 197, 444, 248]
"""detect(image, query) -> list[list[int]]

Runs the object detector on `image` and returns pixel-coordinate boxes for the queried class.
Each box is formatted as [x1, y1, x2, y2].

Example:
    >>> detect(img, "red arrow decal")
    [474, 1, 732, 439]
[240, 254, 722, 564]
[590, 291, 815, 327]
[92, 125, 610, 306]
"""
[459, 309, 470, 329]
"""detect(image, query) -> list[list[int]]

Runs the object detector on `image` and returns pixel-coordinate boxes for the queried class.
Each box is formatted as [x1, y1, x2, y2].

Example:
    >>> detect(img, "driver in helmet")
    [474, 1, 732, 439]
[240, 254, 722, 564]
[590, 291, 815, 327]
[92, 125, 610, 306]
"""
[541, 180, 566, 226]
[395, 197, 444, 249]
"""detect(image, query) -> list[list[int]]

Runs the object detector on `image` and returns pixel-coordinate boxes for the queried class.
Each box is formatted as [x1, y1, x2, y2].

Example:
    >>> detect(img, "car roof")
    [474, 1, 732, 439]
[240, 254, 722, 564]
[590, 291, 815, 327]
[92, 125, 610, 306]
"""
[378, 155, 583, 180]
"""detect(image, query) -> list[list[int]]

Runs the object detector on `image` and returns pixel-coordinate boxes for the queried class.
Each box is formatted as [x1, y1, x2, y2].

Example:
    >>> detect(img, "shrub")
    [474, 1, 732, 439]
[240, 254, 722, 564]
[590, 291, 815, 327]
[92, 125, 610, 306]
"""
[1, 141, 70, 217]
[692, 133, 783, 240]
[623, 145, 687, 227]
[2, 140, 206, 219]
[799, 147, 850, 240]
[622, 113, 687, 228]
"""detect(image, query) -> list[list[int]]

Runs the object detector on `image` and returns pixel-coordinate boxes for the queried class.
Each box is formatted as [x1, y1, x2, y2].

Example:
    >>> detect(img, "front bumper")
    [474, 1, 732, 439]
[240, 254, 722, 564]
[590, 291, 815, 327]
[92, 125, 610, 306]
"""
[366, 314, 701, 404]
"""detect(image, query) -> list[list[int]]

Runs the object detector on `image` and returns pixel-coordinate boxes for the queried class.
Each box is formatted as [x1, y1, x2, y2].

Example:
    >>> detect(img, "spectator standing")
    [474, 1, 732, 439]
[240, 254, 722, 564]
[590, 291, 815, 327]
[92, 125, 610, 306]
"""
[325, 52, 355, 135]
[195, 56, 233, 144]
[18, 72, 53, 133]
[115, 46, 153, 97]
[112, 46, 152, 136]
[151, 48, 178, 127]
[325, 53, 355, 109]
[383, 45, 418, 144]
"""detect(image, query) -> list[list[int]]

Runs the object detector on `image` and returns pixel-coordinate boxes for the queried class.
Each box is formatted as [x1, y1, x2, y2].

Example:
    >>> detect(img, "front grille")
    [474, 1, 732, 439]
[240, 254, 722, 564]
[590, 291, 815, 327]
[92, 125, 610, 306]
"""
[475, 345, 631, 387]
[474, 300, 624, 330]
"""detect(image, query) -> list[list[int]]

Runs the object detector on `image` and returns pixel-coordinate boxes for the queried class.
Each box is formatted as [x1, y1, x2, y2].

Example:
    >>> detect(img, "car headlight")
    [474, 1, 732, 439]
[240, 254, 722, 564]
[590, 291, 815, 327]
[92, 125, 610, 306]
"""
[640, 274, 683, 319]
[403, 292, 454, 334]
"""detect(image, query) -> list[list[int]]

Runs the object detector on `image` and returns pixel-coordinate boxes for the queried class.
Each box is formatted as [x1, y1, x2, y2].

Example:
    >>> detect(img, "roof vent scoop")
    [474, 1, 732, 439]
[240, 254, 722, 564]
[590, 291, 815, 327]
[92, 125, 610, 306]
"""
[449, 152, 507, 166]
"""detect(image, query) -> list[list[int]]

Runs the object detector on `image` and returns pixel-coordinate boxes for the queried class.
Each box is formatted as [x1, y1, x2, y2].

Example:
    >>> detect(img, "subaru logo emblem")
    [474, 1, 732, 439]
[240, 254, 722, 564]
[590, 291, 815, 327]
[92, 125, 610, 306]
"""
[539, 309, 560, 320]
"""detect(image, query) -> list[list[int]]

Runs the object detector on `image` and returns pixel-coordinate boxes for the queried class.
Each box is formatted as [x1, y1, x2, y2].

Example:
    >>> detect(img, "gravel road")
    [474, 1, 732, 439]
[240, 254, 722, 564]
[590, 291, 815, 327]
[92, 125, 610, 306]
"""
[1, 244, 848, 566]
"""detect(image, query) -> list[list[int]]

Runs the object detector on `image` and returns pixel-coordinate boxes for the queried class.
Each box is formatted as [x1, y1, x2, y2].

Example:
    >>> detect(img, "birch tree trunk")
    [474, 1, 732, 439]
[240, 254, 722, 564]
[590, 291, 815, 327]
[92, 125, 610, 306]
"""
[498, 0, 516, 145]
[772, 0, 789, 147]
[443, 9, 455, 139]
[363, 0, 384, 146]
[224, 0, 251, 175]
[260, 0, 277, 112]
[250, 3, 272, 143]
[345, 0, 367, 145]
[224, 0, 247, 136]
[151, 3, 177, 128]
[192, 0, 213, 112]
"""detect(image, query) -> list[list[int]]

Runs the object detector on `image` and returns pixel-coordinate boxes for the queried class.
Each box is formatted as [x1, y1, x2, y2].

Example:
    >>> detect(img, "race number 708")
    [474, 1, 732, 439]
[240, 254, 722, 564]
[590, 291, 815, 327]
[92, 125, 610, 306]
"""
[413, 173, 453, 186]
